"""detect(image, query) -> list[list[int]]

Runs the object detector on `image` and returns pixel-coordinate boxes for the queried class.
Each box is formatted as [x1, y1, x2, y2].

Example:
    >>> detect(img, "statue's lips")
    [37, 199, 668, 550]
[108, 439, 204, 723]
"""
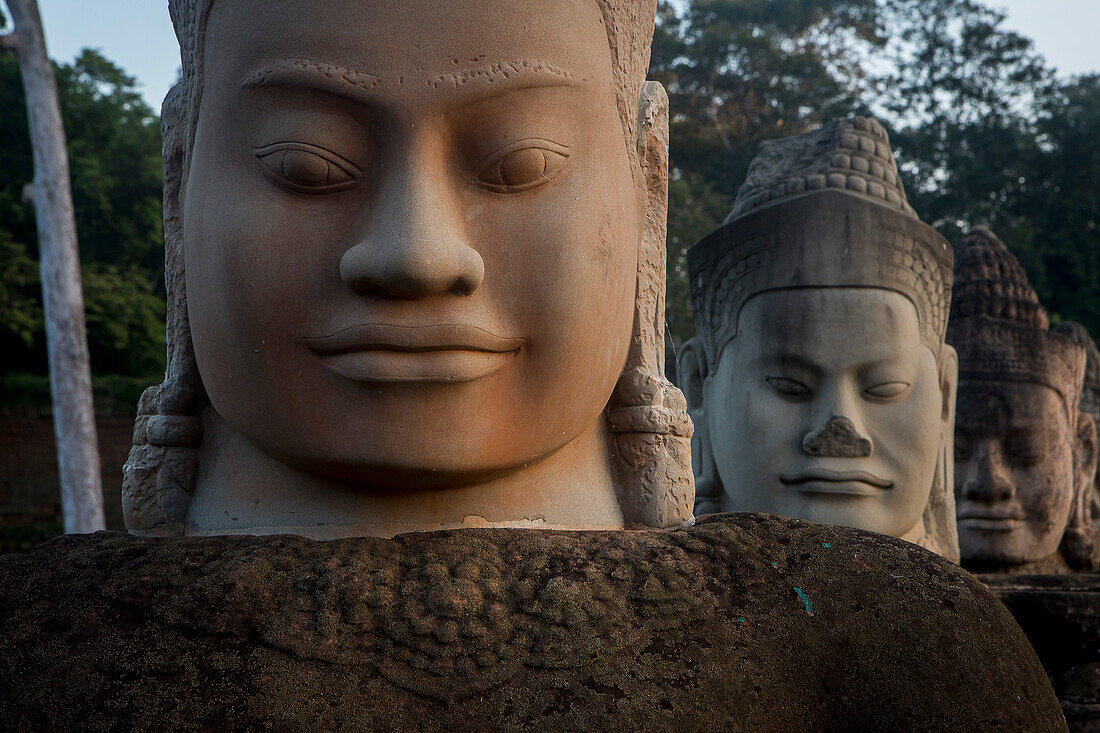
[957, 509, 1025, 532]
[303, 324, 524, 383]
[779, 469, 893, 496]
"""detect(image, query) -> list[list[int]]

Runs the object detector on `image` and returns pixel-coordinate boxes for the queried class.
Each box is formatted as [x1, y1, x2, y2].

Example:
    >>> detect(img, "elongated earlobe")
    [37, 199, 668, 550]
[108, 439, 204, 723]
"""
[606, 81, 695, 529]
[123, 82, 203, 536]
[677, 337, 722, 515]
[677, 338, 706, 412]
[940, 344, 958, 424]
[1074, 412, 1098, 524]
[1061, 412, 1100, 571]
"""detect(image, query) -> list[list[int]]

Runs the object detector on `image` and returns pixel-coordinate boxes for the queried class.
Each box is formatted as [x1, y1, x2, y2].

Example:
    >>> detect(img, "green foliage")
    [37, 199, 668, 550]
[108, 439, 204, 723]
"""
[1015, 75, 1100, 331]
[55, 50, 164, 272]
[0, 231, 42, 348]
[659, 0, 1100, 345]
[0, 520, 63, 556]
[665, 174, 729, 346]
[81, 264, 166, 376]
[0, 372, 156, 417]
[653, 0, 884, 343]
[0, 48, 165, 379]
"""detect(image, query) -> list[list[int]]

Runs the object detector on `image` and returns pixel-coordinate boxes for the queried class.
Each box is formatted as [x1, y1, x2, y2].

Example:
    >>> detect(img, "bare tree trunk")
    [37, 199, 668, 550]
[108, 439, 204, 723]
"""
[4, 0, 105, 533]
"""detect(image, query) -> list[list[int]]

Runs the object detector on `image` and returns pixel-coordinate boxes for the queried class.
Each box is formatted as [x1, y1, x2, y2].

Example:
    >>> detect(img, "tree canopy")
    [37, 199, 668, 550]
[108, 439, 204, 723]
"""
[655, 0, 1100, 346]
[0, 48, 164, 378]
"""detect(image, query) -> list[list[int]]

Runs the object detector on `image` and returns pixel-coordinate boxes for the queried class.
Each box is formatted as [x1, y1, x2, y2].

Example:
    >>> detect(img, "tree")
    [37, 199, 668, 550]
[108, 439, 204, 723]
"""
[877, 0, 1053, 237]
[0, 48, 166, 378]
[3, 0, 104, 533]
[652, 0, 885, 344]
[656, 0, 1100, 343]
[1014, 75, 1100, 332]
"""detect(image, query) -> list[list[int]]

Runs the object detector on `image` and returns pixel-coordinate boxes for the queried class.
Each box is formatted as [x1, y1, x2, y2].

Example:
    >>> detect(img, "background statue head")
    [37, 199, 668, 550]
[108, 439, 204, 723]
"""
[949, 227, 1099, 572]
[1052, 320, 1100, 554]
[123, 0, 694, 537]
[679, 117, 960, 559]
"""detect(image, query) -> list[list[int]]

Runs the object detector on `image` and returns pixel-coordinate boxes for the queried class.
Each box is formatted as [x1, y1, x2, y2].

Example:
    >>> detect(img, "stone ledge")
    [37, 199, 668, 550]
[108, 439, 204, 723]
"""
[0, 513, 1066, 731]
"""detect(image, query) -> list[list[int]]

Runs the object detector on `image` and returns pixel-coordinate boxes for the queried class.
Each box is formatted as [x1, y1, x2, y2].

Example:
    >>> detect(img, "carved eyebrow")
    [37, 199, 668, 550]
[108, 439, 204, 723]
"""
[240, 57, 584, 105]
[241, 58, 383, 96]
[755, 353, 821, 376]
[427, 59, 584, 89]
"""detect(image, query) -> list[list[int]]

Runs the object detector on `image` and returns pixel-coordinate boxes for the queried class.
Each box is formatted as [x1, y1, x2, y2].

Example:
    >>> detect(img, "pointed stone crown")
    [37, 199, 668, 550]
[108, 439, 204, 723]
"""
[947, 228, 1085, 404]
[725, 116, 915, 223]
[688, 117, 952, 365]
[950, 227, 1048, 329]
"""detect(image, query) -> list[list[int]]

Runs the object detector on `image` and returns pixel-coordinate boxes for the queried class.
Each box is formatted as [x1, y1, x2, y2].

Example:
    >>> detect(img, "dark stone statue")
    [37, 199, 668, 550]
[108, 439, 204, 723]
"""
[948, 228, 1099, 574]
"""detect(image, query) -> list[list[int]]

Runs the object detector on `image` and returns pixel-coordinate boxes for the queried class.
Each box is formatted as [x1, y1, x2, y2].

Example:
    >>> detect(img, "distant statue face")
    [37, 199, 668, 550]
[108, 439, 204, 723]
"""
[182, 0, 639, 489]
[700, 288, 950, 539]
[954, 381, 1075, 564]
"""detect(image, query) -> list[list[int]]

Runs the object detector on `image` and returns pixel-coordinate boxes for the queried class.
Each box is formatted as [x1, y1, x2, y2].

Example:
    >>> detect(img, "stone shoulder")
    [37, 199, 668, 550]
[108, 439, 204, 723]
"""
[0, 515, 1066, 731]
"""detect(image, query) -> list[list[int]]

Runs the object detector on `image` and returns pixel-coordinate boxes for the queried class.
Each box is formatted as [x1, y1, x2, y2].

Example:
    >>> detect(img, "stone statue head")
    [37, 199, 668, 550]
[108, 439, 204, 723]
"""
[123, 0, 694, 537]
[678, 118, 960, 559]
[1053, 320, 1100, 553]
[949, 228, 1099, 572]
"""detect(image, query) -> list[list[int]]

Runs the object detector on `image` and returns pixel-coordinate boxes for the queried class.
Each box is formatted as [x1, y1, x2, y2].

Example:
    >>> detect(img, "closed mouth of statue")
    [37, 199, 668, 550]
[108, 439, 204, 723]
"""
[957, 510, 1025, 532]
[303, 324, 524, 384]
[779, 469, 893, 496]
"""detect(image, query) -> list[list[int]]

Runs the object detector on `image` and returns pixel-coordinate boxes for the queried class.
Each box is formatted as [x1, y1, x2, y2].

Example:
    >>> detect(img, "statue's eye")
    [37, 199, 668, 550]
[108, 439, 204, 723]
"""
[476, 139, 570, 193]
[766, 377, 812, 398]
[1005, 432, 1045, 465]
[863, 381, 910, 399]
[254, 142, 362, 194]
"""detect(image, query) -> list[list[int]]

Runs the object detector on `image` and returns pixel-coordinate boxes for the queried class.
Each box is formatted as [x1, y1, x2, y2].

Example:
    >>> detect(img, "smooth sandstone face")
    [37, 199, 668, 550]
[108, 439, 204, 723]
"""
[954, 381, 1075, 565]
[705, 288, 944, 538]
[183, 0, 639, 491]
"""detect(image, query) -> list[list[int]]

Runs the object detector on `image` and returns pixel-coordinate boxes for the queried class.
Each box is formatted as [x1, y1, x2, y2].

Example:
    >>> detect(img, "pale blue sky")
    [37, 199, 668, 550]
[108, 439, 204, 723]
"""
[10, 1, 1100, 111]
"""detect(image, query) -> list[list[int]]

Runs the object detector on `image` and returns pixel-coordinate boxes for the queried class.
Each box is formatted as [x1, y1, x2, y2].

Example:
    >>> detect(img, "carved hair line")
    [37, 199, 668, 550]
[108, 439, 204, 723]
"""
[124, 1, 691, 534]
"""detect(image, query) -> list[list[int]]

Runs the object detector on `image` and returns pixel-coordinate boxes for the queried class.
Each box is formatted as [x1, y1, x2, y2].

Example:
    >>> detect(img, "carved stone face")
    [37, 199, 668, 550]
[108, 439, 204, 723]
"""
[182, 1, 639, 500]
[954, 381, 1075, 565]
[700, 288, 950, 540]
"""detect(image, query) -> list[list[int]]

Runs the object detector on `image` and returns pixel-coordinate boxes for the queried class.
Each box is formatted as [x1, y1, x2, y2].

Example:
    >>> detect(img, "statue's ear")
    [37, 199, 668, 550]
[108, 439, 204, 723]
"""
[917, 345, 961, 562]
[1075, 411, 1098, 510]
[677, 337, 723, 513]
[939, 344, 959, 426]
[677, 337, 708, 412]
[636, 81, 669, 228]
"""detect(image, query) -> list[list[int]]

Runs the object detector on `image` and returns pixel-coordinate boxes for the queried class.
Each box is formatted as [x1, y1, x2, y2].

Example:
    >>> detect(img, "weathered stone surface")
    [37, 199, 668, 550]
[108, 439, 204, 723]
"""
[982, 574, 1100, 732]
[124, 0, 693, 539]
[681, 117, 959, 560]
[0, 514, 1064, 731]
[950, 228, 1099, 573]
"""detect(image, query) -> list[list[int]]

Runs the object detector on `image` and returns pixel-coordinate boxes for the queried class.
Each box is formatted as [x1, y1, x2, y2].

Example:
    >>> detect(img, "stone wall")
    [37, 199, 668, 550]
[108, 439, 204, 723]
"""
[0, 409, 130, 531]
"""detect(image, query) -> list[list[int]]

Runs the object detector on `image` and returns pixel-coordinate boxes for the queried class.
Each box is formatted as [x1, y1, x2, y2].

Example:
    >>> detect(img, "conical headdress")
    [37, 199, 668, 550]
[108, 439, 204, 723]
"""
[947, 228, 1085, 405]
[688, 117, 952, 366]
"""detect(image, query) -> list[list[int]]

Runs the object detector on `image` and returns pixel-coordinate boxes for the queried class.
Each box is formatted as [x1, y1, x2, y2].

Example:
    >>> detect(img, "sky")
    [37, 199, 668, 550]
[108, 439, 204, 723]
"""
[6, 0, 1100, 111]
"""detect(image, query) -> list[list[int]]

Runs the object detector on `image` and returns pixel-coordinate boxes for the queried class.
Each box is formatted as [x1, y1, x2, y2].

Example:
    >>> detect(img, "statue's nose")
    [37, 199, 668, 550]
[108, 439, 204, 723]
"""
[340, 142, 485, 300]
[961, 443, 1015, 502]
[802, 415, 873, 458]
